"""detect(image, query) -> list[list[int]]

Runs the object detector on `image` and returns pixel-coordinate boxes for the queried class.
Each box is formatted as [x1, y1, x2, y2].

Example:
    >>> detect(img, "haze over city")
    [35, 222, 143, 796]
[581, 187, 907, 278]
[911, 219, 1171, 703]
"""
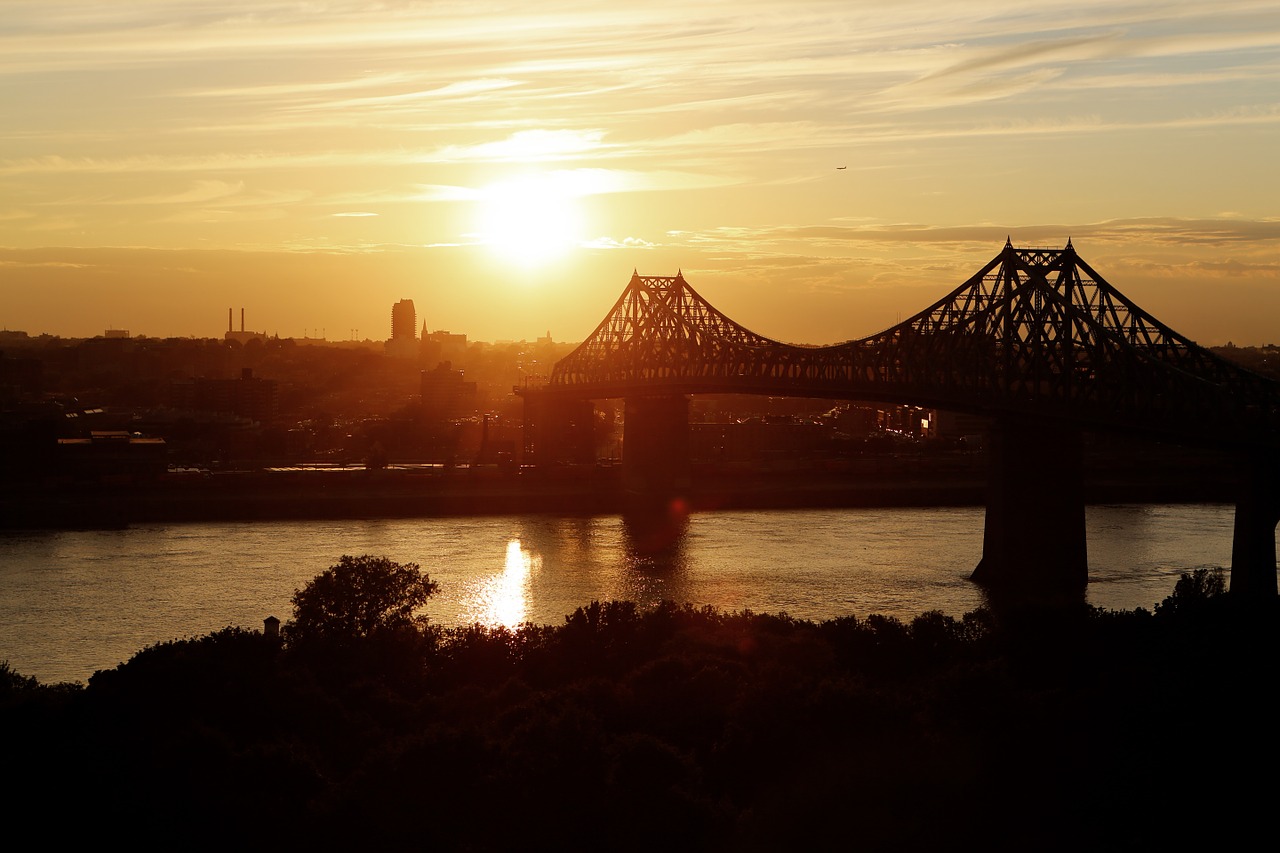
[2, 1, 1278, 344]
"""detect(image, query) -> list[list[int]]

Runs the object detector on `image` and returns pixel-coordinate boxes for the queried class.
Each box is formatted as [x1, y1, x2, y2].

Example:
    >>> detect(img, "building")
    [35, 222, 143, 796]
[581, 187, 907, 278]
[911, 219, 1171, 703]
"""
[224, 308, 267, 344]
[386, 299, 418, 359]
[931, 409, 990, 444]
[168, 367, 278, 422]
[420, 329, 468, 366]
[0, 351, 42, 402]
[391, 299, 416, 340]
[420, 361, 477, 422]
[56, 431, 167, 483]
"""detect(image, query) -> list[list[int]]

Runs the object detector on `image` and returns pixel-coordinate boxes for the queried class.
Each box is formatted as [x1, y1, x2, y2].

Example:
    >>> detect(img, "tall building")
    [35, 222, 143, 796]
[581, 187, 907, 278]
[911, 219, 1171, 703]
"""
[392, 299, 416, 341]
[387, 299, 418, 359]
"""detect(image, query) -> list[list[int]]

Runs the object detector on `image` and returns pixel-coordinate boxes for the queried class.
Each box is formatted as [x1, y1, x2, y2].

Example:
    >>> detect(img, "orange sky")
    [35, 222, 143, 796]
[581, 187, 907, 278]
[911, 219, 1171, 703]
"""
[2, 1, 1279, 345]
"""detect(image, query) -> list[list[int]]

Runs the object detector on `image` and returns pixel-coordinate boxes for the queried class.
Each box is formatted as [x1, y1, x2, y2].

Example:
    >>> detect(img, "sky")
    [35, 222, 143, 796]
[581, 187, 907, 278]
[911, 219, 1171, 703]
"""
[2, 0, 1279, 345]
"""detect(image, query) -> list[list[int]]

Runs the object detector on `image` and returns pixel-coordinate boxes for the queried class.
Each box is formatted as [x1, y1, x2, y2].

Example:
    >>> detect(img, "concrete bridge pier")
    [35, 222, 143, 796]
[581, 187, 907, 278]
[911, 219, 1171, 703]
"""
[521, 393, 596, 466]
[972, 417, 1088, 591]
[1229, 453, 1279, 600]
[623, 395, 691, 494]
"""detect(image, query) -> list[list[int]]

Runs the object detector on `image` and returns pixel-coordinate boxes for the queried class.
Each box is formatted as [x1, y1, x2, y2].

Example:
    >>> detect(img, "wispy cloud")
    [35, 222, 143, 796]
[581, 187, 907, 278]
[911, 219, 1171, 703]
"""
[4, 0, 1279, 348]
[126, 180, 245, 206]
[162, 207, 287, 225]
[0, 258, 93, 269]
[917, 30, 1126, 83]
[583, 236, 657, 249]
[664, 217, 1280, 253]
[433, 129, 607, 162]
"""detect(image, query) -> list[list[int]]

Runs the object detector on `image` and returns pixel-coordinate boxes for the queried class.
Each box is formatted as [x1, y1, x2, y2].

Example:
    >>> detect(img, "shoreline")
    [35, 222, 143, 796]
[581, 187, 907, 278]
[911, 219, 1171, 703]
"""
[0, 462, 1239, 529]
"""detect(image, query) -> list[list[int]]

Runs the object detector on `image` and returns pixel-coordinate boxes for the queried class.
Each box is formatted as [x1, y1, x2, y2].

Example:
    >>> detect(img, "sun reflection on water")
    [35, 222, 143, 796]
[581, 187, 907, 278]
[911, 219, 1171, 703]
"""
[473, 539, 540, 627]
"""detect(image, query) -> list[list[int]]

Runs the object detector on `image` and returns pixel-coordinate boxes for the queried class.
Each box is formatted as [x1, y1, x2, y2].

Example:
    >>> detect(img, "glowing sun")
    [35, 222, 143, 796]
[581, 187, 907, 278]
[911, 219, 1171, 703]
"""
[475, 172, 588, 266]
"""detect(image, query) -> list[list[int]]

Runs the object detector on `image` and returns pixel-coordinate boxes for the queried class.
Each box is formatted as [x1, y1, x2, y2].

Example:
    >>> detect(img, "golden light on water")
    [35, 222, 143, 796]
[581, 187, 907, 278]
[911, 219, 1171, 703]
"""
[472, 538, 541, 627]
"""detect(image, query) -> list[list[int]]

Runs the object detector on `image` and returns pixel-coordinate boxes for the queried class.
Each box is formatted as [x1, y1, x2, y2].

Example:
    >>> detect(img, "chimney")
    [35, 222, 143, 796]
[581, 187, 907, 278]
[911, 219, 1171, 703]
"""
[228, 308, 232, 333]
[241, 308, 245, 332]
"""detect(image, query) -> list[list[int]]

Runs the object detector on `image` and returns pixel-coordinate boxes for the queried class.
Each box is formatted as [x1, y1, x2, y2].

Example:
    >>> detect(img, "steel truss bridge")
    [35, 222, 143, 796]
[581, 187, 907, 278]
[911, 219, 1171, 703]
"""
[525, 241, 1280, 596]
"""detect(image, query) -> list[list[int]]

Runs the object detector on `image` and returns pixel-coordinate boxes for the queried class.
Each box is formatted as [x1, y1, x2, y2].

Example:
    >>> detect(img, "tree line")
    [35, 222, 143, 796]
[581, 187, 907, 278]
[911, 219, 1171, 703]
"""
[3, 558, 1275, 850]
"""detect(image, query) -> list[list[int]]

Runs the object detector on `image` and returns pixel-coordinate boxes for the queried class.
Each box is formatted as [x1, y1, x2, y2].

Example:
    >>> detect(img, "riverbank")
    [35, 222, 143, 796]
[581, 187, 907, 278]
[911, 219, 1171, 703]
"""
[0, 453, 1241, 529]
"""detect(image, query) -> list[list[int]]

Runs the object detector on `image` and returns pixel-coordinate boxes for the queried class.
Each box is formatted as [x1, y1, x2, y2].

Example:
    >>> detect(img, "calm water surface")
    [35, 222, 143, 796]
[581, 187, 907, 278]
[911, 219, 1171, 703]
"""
[0, 504, 1241, 684]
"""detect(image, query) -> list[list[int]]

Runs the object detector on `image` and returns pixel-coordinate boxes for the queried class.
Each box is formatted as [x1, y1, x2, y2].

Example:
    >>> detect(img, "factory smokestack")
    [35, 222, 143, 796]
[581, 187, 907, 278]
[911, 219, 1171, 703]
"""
[228, 308, 232, 333]
[241, 308, 245, 332]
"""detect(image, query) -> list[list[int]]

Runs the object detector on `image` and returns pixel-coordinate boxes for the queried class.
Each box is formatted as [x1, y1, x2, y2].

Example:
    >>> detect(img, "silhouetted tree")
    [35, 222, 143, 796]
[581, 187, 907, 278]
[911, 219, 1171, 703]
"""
[1155, 567, 1226, 616]
[0, 661, 39, 699]
[287, 555, 437, 642]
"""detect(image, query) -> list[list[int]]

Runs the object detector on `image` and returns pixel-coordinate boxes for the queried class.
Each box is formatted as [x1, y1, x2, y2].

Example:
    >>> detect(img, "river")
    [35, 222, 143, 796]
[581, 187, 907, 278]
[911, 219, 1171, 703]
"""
[0, 503, 1242, 684]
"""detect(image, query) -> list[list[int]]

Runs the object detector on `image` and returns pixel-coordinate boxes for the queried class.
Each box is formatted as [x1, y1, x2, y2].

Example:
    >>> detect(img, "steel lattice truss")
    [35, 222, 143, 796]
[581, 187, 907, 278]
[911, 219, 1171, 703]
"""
[547, 243, 1280, 446]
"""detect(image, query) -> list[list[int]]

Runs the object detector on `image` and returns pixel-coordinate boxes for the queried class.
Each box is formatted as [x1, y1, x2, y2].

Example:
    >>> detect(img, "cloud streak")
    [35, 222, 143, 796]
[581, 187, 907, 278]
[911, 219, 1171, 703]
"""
[2, 0, 1278, 347]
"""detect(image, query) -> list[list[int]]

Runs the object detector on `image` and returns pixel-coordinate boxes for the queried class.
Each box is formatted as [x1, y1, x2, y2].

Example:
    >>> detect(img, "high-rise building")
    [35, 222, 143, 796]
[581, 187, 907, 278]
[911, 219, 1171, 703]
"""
[391, 299, 416, 341]
[387, 299, 418, 359]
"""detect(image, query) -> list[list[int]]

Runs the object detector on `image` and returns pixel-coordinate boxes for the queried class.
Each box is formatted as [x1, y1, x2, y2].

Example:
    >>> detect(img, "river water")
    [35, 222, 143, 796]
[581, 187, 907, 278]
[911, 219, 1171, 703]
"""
[0, 503, 1243, 684]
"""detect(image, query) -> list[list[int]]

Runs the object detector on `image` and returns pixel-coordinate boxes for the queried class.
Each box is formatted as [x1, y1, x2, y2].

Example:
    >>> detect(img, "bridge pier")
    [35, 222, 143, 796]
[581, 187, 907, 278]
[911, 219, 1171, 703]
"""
[623, 395, 690, 494]
[522, 393, 596, 466]
[972, 418, 1088, 591]
[1229, 453, 1280, 600]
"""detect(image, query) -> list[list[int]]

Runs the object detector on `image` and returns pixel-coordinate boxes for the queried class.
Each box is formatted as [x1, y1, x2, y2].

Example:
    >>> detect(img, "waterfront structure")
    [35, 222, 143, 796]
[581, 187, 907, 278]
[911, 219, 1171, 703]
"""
[524, 242, 1280, 597]
[55, 430, 167, 482]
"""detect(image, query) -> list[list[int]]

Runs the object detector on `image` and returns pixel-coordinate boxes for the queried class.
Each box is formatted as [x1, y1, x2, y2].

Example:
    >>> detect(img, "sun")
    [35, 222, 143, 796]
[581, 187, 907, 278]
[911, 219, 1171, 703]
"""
[476, 173, 587, 267]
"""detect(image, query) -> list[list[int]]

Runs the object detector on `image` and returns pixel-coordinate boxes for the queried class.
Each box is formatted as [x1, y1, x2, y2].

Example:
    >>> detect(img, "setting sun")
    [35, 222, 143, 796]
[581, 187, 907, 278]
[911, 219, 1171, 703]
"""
[475, 173, 588, 267]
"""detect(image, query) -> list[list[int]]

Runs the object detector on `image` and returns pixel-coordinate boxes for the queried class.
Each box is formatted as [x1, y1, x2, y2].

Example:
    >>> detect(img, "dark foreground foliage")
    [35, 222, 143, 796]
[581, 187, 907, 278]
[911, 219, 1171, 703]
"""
[5, 568, 1278, 851]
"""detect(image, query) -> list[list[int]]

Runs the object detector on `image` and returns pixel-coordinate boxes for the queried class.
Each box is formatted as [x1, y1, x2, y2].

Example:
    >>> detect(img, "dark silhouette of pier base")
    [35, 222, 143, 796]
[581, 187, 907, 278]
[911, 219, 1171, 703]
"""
[972, 418, 1088, 591]
[1230, 453, 1280, 600]
[623, 395, 690, 495]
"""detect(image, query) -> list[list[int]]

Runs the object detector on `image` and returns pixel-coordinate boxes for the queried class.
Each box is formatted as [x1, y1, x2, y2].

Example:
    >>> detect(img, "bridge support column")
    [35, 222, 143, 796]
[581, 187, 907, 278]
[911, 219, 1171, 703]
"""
[1229, 453, 1279, 600]
[972, 418, 1088, 591]
[623, 395, 690, 494]
[522, 393, 595, 466]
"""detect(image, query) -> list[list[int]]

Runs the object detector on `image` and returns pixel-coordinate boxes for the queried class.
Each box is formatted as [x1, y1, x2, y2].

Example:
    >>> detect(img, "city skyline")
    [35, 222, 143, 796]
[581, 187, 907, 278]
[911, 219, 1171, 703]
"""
[3, 1, 1279, 345]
